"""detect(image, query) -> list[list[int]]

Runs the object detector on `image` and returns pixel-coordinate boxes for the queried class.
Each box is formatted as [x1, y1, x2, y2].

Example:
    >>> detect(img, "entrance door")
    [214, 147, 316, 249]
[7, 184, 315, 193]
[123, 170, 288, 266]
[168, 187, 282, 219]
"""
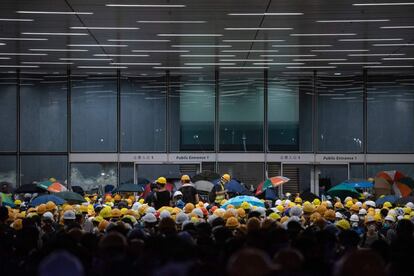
[316, 164, 349, 196]
[134, 163, 201, 186]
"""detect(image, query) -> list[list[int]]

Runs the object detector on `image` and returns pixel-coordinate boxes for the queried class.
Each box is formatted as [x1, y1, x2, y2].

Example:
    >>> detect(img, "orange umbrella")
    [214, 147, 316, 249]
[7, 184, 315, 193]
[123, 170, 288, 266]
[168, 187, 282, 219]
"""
[47, 182, 67, 193]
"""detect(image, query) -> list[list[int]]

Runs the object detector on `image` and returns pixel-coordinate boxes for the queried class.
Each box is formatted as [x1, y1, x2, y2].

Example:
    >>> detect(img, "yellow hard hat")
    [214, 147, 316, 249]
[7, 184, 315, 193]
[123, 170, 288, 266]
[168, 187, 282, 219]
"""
[156, 177, 167, 185]
[79, 205, 88, 213]
[294, 197, 302, 204]
[303, 202, 315, 214]
[226, 204, 235, 210]
[99, 206, 112, 219]
[276, 205, 284, 213]
[237, 208, 246, 218]
[336, 219, 351, 230]
[184, 203, 195, 214]
[345, 201, 354, 209]
[350, 204, 360, 212]
[383, 202, 392, 209]
[312, 198, 321, 206]
[114, 194, 122, 201]
[14, 199, 22, 206]
[269, 212, 281, 220]
[181, 175, 191, 182]
[241, 202, 251, 210]
[93, 216, 104, 223]
[121, 208, 128, 216]
[334, 202, 344, 209]
[37, 204, 47, 215]
[221, 174, 231, 182]
[98, 220, 109, 232]
[226, 217, 240, 229]
[12, 219, 23, 231]
[111, 208, 122, 218]
[220, 199, 228, 206]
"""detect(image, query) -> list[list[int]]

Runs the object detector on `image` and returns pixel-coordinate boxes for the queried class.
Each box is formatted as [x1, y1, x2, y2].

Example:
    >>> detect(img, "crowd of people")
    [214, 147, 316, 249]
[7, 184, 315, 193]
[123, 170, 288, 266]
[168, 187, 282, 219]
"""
[1, 174, 414, 276]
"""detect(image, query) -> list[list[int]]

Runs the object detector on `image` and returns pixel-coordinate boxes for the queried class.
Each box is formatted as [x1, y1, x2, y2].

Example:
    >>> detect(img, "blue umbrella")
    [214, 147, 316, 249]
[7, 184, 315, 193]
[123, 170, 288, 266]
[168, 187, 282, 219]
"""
[375, 195, 398, 206]
[30, 195, 66, 206]
[221, 195, 264, 209]
[341, 180, 374, 189]
[212, 179, 247, 194]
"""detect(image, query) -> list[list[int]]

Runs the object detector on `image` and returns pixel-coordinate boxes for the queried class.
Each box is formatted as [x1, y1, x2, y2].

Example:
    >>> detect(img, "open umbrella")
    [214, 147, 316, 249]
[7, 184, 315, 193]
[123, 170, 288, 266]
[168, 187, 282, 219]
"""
[212, 179, 247, 194]
[221, 195, 264, 209]
[0, 192, 14, 207]
[55, 191, 86, 204]
[142, 182, 175, 198]
[194, 180, 214, 193]
[30, 194, 66, 206]
[262, 176, 290, 191]
[37, 180, 53, 190]
[15, 184, 45, 194]
[192, 171, 220, 182]
[114, 183, 145, 193]
[395, 196, 414, 207]
[327, 184, 360, 200]
[47, 182, 67, 193]
[71, 186, 85, 196]
[341, 179, 374, 189]
[375, 195, 398, 206]
[300, 191, 320, 202]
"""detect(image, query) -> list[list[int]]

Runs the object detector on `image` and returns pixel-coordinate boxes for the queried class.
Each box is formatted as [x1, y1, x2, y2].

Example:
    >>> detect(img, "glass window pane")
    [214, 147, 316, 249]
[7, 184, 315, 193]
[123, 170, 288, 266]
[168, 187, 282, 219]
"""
[120, 163, 134, 185]
[71, 75, 117, 152]
[0, 74, 17, 151]
[367, 164, 414, 179]
[71, 163, 118, 192]
[0, 155, 16, 189]
[20, 155, 67, 185]
[268, 74, 313, 151]
[318, 74, 363, 152]
[367, 73, 414, 152]
[121, 74, 166, 151]
[350, 164, 365, 179]
[219, 72, 264, 151]
[218, 162, 264, 189]
[170, 73, 215, 151]
[20, 73, 67, 152]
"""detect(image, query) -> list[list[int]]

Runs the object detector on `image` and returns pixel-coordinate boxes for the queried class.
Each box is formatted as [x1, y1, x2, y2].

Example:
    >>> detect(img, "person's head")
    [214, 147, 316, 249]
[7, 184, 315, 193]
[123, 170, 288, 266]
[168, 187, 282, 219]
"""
[180, 174, 191, 184]
[0, 182, 9, 193]
[173, 191, 183, 201]
[156, 177, 167, 189]
[221, 173, 231, 184]
[63, 210, 76, 226]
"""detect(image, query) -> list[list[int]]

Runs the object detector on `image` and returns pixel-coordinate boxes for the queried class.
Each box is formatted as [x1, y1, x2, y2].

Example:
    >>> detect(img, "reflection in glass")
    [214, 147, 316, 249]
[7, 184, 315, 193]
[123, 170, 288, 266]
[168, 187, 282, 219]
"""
[20, 155, 67, 185]
[121, 75, 166, 151]
[120, 163, 134, 185]
[0, 74, 17, 151]
[71, 163, 117, 192]
[318, 74, 363, 152]
[20, 74, 67, 152]
[71, 75, 117, 152]
[367, 74, 414, 152]
[367, 164, 414, 179]
[219, 72, 264, 151]
[268, 74, 313, 151]
[170, 73, 215, 151]
[0, 156, 16, 188]
[218, 162, 264, 188]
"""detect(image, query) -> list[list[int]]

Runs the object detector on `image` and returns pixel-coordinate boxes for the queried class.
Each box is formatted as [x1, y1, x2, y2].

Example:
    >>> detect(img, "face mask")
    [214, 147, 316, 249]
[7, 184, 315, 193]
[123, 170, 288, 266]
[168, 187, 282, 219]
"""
[352, 222, 358, 228]
[368, 224, 376, 231]
[383, 223, 389, 229]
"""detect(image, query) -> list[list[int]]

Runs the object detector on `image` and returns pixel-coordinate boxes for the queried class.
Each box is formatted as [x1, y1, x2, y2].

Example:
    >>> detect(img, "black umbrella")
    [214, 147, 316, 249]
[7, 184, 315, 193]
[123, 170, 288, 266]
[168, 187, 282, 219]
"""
[55, 191, 86, 204]
[72, 186, 85, 196]
[15, 184, 45, 194]
[300, 190, 320, 202]
[115, 183, 145, 193]
[395, 196, 414, 206]
[192, 171, 220, 182]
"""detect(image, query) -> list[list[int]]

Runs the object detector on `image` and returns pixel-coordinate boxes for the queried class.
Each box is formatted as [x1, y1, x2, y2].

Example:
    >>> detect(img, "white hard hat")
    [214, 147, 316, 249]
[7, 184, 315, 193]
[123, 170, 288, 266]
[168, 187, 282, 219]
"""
[173, 191, 183, 198]
[142, 213, 157, 223]
[335, 212, 343, 219]
[406, 202, 414, 209]
[350, 214, 359, 222]
[365, 200, 376, 208]
[385, 215, 396, 223]
[359, 209, 367, 215]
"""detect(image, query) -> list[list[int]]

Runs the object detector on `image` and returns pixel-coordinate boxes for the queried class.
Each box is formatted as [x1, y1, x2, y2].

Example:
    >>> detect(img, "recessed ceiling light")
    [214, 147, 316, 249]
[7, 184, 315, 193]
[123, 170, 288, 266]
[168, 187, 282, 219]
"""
[171, 44, 232, 48]
[77, 66, 128, 69]
[220, 66, 269, 69]
[22, 32, 88, 36]
[339, 38, 403, 41]
[380, 26, 414, 29]
[157, 33, 223, 37]
[353, 3, 414, 6]
[184, 63, 236, 66]
[290, 33, 356, 36]
[94, 54, 149, 57]
[312, 49, 369, 52]
[138, 20, 206, 23]
[363, 65, 414, 68]
[317, 19, 390, 23]
[286, 66, 337, 69]
[382, 57, 414, 60]
[67, 44, 127, 47]
[273, 44, 332, 47]
[71, 27, 139, 30]
[132, 50, 189, 53]
[261, 54, 316, 57]
[153, 66, 204, 69]
[180, 54, 235, 57]
[0, 53, 47, 56]
[254, 62, 305, 65]
[16, 11, 93, 15]
[220, 59, 274, 62]
[227, 13, 303, 16]
[60, 58, 112, 61]
[0, 18, 34, 22]
[0, 57, 11, 59]
[221, 50, 279, 53]
[21, 62, 73, 65]
[293, 58, 347, 61]
[348, 53, 405, 56]
[329, 62, 381, 65]
[223, 39, 285, 42]
[0, 65, 39, 68]
[106, 4, 186, 7]
[29, 48, 88, 52]
[110, 62, 161, 65]
[108, 39, 170, 42]
[0, 37, 48, 41]
[373, 43, 414, 46]
[225, 27, 293, 30]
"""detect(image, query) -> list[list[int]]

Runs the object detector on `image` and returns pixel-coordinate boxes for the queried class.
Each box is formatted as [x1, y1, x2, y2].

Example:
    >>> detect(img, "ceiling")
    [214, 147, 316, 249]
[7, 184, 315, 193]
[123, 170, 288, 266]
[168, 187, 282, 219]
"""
[0, 0, 414, 73]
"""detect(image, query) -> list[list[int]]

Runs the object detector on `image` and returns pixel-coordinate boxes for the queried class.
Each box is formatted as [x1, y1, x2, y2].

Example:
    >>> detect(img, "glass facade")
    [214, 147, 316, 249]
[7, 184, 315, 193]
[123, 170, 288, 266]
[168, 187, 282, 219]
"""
[20, 155, 67, 185]
[170, 73, 215, 151]
[317, 74, 363, 152]
[71, 163, 118, 192]
[20, 74, 67, 152]
[0, 74, 17, 151]
[0, 155, 16, 188]
[219, 72, 264, 151]
[121, 74, 166, 152]
[71, 75, 117, 152]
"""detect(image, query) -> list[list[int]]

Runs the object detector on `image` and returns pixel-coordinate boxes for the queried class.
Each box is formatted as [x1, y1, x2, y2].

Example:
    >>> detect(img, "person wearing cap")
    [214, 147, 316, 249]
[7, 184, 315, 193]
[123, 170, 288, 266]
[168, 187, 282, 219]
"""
[62, 210, 78, 231]
[350, 214, 364, 236]
[152, 177, 171, 210]
[210, 173, 230, 206]
[172, 191, 185, 209]
[382, 214, 397, 242]
[360, 215, 385, 248]
[178, 175, 199, 205]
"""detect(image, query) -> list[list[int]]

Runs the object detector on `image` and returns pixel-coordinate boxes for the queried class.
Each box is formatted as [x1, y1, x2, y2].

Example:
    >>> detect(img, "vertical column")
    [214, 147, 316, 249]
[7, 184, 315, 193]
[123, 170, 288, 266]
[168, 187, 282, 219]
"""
[214, 68, 219, 172]
[166, 70, 170, 153]
[16, 69, 20, 187]
[312, 70, 318, 153]
[116, 69, 121, 186]
[263, 69, 268, 179]
[363, 69, 368, 178]
[67, 69, 71, 188]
